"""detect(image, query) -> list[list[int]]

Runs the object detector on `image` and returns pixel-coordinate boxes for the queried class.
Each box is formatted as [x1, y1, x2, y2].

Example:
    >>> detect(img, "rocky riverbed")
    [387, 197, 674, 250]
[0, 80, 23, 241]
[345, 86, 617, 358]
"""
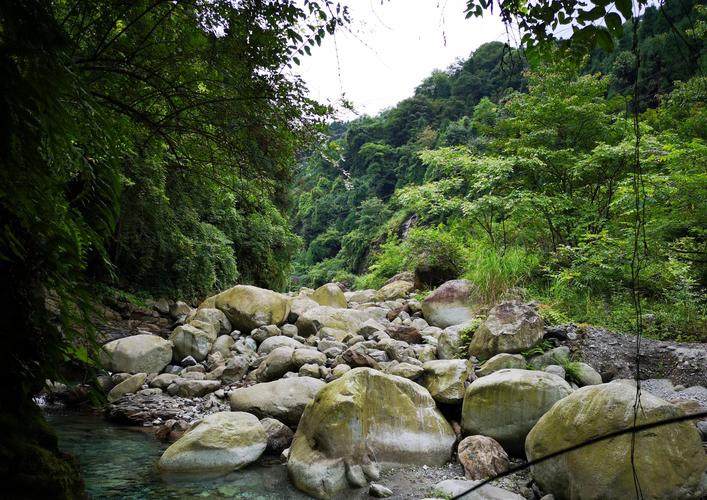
[44, 279, 707, 499]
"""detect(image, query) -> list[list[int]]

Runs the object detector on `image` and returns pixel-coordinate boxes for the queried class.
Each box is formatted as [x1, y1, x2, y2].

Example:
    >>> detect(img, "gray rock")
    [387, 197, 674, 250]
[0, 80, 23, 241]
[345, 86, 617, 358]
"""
[252, 324, 282, 344]
[476, 353, 526, 377]
[210, 335, 234, 358]
[170, 324, 216, 362]
[574, 362, 603, 386]
[468, 302, 543, 359]
[158, 412, 266, 474]
[543, 364, 566, 379]
[292, 348, 327, 367]
[229, 376, 325, 426]
[101, 334, 173, 375]
[370, 483, 393, 498]
[420, 359, 473, 404]
[298, 363, 321, 378]
[191, 307, 232, 335]
[433, 479, 525, 499]
[250, 346, 295, 382]
[107, 373, 147, 402]
[260, 417, 294, 454]
[422, 280, 480, 328]
[281, 324, 298, 337]
[257, 335, 303, 355]
[170, 379, 220, 398]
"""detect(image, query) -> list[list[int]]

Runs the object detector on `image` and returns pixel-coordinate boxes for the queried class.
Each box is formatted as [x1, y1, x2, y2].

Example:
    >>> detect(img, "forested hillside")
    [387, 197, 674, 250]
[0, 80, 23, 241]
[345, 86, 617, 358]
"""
[291, 0, 707, 341]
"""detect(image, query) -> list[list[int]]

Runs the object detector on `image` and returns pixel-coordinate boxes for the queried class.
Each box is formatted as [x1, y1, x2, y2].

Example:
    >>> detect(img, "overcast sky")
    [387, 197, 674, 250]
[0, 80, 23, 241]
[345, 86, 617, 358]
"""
[296, 0, 509, 119]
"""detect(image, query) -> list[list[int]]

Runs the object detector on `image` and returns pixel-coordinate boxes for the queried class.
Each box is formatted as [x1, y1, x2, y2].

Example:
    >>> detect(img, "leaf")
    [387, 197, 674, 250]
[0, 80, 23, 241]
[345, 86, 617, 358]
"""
[604, 12, 623, 36]
[615, 0, 633, 20]
[595, 27, 615, 51]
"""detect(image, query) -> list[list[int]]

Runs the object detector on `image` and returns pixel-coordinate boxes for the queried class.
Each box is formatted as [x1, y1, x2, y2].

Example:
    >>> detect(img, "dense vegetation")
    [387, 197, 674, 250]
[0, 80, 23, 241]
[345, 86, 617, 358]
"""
[291, 0, 707, 342]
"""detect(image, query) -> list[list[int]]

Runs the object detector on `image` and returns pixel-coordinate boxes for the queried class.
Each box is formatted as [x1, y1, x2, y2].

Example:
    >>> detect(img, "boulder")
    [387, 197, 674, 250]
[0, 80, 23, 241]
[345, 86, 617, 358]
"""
[169, 324, 217, 362]
[526, 382, 707, 499]
[420, 359, 473, 404]
[386, 324, 423, 344]
[250, 346, 295, 382]
[527, 346, 570, 369]
[476, 353, 527, 377]
[158, 412, 266, 475]
[432, 479, 525, 500]
[212, 285, 290, 332]
[191, 307, 232, 335]
[458, 435, 510, 480]
[346, 289, 376, 303]
[210, 335, 235, 358]
[311, 283, 347, 308]
[107, 373, 147, 402]
[374, 280, 415, 302]
[292, 348, 327, 367]
[288, 295, 320, 321]
[437, 320, 477, 359]
[287, 368, 455, 498]
[149, 373, 180, 390]
[421, 279, 479, 328]
[573, 362, 602, 386]
[260, 417, 294, 454]
[468, 302, 543, 360]
[387, 362, 424, 379]
[101, 334, 172, 374]
[169, 379, 220, 398]
[229, 376, 325, 426]
[257, 336, 303, 355]
[461, 369, 572, 454]
[295, 306, 369, 340]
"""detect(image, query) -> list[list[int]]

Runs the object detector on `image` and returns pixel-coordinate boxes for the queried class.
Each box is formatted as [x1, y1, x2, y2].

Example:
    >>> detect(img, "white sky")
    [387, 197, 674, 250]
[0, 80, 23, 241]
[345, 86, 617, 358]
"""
[296, 0, 510, 119]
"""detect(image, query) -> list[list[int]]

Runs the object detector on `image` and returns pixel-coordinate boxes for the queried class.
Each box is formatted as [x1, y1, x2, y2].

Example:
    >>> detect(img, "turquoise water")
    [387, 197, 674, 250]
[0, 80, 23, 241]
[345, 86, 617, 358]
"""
[48, 413, 310, 499]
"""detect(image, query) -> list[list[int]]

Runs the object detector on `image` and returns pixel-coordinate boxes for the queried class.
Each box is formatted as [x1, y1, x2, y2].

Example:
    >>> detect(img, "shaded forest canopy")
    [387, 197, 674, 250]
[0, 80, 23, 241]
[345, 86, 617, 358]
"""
[291, 0, 707, 342]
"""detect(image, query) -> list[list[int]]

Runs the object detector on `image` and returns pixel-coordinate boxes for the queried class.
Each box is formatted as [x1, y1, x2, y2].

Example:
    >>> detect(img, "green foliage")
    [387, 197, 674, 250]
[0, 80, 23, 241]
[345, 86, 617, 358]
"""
[521, 339, 556, 357]
[552, 353, 584, 384]
[537, 304, 571, 326]
[457, 318, 484, 358]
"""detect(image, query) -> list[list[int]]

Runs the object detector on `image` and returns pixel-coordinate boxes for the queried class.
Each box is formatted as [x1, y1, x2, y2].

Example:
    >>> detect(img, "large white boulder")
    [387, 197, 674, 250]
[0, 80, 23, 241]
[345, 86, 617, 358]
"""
[422, 279, 479, 328]
[101, 334, 172, 374]
[210, 285, 290, 332]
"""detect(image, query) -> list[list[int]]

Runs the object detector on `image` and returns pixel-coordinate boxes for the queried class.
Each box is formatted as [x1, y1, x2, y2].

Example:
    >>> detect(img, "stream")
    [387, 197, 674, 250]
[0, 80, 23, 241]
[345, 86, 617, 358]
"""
[47, 411, 310, 499]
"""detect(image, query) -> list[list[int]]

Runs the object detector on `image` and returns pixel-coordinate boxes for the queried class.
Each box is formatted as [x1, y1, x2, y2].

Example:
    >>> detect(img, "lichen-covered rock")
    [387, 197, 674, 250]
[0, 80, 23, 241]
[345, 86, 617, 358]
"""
[311, 283, 347, 308]
[476, 353, 527, 377]
[158, 412, 266, 475]
[101, 335, 172, 374]
[374, 280, 415, 302]
[387, 362, 424, 379]
[526, 382, 707, 500]
[287, 368, 455, 498]
[458, 435, 510, 480]
[295, 306, 369, 340]
[229, 376, 325, 426]
[468, 302, 543, 360]
[210, 335, 234, 358]
[107, 373, 147, 402]
[420, 359, 473, 404]
[211, 285, 290, 332]
[346, 289, 376, 303]
[169, 324, 217, 362]
[422, 279, 480, 328]
[461, 369, 572, 454]
[191, 307, 232, 335]
[288, 295, 320, 321]
[436, 320, 477, 359]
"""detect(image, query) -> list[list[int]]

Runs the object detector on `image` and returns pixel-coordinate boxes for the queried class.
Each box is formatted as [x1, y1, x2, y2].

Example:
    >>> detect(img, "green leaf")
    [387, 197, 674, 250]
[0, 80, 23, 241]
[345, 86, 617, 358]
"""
[605, 12, 623, 36]
[615, 0, 633, 20]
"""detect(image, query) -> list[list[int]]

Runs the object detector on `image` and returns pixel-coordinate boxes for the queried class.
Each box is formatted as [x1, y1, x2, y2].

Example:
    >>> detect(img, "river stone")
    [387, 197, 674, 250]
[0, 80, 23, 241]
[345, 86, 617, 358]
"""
[288, 295, 320, 322]
[476, 353, 527, 377]
[295, 306, 369, 340]
[158, 412, 266, 475]
[468, 302, 543, 360]
[311, 283, 347, 308]
[260, 417, 294, 454]
[287, 368, 455, 498]
[420, 359, 473, 404]
[527, 346, 570, 369]
[436, 320, 478, 359]
[421, 279, 480, 328]
[374, 280, 415, 302]
[149, 373, 180, 390]
[346, 289, 376, 303]
[212, 285, 290, 332]
[458, 435, 510, 480]
[210, 335, 235, 358]
[257, 336, 303, 355]
[171, 379, 220, 397]
[229, 376, 325, 426]
[107, 373, 147, 402]
[101, 334, 173, 374]
[461, 369, 572, 455]
[250, 346, 295, 382]
[191, 307, 232, 335]
[433, 479, 525, 500]
[573, 362, 602, 386]
[170, 324, 217, 362]
[387, 362, 424, 379]
[292, 348, 327, 367]
[526, 382, 707, 499]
